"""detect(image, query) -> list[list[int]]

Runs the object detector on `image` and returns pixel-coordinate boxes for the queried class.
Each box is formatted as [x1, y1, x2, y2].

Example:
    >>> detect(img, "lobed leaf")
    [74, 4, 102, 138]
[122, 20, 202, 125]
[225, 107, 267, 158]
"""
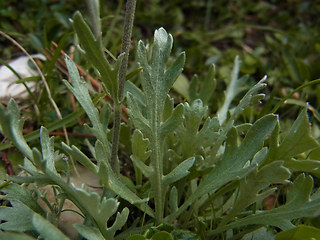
[160, 103, 184, 139]
[220, 160, 291, 226]
[209, 174, 320, 235]
[127, 92, 152, 137]
[177, 99, 220, 159]
[276, 109, 319, 161]
[72, 11, 122, 99]
[189, 64, 216, 105]
[95, 141, 154, 217]
[64, 57, 110, 147]
[62, 143, 97, 174]
[106, 208, 130, 238]
[135, 27, 185, 121]
[166, 114, 278, 222]
[0, 183, 45, 214]
[39, 127, 59, 175]
[32, 213, 69, 240]
[0, 100, 32, 159]
[231, 76, 267, 120]
[162, 157, 195, 185]
[0, 200, 34, 232]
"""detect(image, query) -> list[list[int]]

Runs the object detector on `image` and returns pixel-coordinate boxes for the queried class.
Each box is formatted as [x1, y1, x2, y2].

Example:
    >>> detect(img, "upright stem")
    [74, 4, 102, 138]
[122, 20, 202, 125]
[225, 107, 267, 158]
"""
[152, 129, 164, 224]
[150, 90, 164, 224]
[110, 0, 137, 176]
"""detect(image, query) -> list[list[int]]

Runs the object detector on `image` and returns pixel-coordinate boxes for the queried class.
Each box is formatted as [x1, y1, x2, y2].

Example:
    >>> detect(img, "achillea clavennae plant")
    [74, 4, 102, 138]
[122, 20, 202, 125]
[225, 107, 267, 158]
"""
[1, 2, 320, 239]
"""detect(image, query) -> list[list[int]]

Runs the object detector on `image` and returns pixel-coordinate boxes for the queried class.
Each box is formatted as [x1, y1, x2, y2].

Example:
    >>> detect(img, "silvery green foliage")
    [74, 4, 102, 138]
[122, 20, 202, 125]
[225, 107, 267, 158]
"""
[62, 57, 154, 217]
[1, 18, 320, 238]
[0, 103, 129, 239]
[208, 174, 320, 236]
[127, 27, 195, 223]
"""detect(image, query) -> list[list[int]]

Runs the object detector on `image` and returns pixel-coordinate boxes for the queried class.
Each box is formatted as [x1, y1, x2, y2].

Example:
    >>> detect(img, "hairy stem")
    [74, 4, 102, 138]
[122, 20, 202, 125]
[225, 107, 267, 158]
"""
[152, 130, 164, 224]
[151, 89, 164, 224]
[110, 0, 137, 176]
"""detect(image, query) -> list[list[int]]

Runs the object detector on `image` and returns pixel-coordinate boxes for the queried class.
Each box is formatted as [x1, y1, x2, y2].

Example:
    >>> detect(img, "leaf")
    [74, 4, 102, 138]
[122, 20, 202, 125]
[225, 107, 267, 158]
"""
[177, 99, 220, 158]
[32, 213, 69, 240]
[131, 130, 151, 162]
[0, 183, 44, 214]
[62, 143, 97, 174]
[124, 80, 146, 108]
[217, 56, 248, 124]
[144, 223, 174, 238]
[189, 64, 216, 105]
[166, 114, 278, 222]
[284, 158, 320, 174]
[162, 157, 195, 185]
[160, 103, 184, 139]
[231, 76, 267, 120]
[276, 109, 319, 161]
[135, 27, 185, 120]
[169, 186, 178, 213]
[275, 225, 320, 240]
[127, 92, 152, 137]
[64, 57, 110, 147]
[131, 155, 153, 178]
[8, 168, 54, 186]
[95, 141, 154, 217]
[0, 232, 36, 240]
[106, 208, 130, 237]
[210, 174, 320, 235]
[72, 11, 122, 98]
[73, 200, 128, 239]
[129, 28, 186, 223]
[73, 224, 104, 240]
[220, 160, 291, 226]
[39, 127, 59, 175]
[0, 106, 86, 151]
[0, 200, 34, 232]
[0, 99, 32, 159]
[73, 187, 120, 229]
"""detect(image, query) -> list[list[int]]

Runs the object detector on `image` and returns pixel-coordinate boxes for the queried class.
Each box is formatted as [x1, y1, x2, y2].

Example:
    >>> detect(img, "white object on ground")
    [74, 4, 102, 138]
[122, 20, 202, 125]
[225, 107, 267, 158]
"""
[0, 54, 45, 100]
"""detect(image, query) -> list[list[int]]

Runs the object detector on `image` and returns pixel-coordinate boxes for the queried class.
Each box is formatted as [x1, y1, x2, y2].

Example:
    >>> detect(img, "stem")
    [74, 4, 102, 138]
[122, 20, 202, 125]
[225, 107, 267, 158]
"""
[110, 0, 137, 176]
[150, 89, 164, 224]
[118, 0, 136, 99]
[152, 128, 164, 224]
